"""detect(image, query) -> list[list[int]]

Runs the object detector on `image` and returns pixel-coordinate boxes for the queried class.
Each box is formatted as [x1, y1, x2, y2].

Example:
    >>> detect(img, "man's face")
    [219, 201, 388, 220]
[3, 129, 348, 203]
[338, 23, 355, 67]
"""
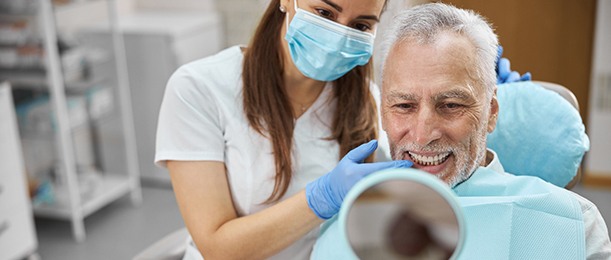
[381, 32, 498, 187]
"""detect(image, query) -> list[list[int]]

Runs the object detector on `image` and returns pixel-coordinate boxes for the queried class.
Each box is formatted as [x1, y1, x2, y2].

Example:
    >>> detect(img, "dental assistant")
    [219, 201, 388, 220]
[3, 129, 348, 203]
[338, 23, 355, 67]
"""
[155, 0, 413, 259]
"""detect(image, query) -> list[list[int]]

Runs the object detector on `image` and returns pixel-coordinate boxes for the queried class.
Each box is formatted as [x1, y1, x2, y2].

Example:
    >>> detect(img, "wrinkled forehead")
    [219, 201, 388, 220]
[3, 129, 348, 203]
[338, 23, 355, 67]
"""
[382, 32, 484, 98]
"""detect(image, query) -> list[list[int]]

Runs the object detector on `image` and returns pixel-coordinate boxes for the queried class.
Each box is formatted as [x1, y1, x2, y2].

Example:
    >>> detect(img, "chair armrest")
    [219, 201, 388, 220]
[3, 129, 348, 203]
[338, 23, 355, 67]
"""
[133, 227, 189, 260]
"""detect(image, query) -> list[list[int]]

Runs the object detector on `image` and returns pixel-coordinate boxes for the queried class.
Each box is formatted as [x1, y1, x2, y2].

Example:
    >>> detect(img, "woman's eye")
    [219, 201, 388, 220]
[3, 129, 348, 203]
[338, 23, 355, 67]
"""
[353, 23, 371, 32]
[316, 9, 334, 20]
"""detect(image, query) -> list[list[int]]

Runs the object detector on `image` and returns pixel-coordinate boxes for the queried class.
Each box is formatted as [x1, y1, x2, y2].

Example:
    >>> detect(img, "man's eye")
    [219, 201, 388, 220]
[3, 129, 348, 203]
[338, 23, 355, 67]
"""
[441, 103, 464, 111]
[395, 103, 414, 110]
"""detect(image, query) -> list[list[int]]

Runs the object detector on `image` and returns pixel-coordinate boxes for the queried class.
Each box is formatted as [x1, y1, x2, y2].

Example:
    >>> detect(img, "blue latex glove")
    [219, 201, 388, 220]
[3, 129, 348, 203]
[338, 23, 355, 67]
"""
[305, 140, 413, 219]
[496, 45, 531, 84]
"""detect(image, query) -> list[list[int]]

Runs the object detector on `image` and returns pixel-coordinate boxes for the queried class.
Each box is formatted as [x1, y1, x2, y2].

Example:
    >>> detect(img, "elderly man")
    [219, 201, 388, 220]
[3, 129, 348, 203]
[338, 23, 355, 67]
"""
[312, 3, 611, 259]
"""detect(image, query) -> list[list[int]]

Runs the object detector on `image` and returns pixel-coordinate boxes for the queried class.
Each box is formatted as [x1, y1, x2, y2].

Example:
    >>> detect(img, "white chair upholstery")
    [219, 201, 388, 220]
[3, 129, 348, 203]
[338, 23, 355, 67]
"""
[133, 228, 189, 260]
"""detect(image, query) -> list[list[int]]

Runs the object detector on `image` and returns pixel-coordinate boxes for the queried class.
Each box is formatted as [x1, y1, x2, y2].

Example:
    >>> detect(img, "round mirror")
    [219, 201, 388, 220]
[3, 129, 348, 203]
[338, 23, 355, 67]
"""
[344, 169, 463, 260]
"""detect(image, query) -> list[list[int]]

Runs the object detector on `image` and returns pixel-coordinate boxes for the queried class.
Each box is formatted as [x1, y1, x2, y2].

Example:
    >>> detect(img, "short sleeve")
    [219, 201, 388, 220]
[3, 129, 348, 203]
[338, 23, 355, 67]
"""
[578, 195, 611, 259]
[155, 66, 225, 167]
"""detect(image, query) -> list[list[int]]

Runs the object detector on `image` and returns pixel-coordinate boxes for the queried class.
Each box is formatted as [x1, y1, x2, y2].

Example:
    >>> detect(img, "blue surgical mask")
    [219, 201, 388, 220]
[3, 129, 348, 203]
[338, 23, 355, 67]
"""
[284, 0, 375, 81]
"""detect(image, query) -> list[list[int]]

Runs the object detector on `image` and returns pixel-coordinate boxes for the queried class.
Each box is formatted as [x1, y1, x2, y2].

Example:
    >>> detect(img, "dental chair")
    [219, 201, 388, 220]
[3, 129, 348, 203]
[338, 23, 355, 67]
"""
[133, 81, 588, 260]
[487, 80, 588, 190]
[532, 81, 583, 189]
[133, 228, 189, 260]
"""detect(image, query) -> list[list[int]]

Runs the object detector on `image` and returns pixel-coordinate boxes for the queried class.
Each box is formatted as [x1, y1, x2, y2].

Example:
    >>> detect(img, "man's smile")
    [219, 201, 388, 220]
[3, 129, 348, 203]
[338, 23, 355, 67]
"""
[408, 151, 451, 166]
[405, 151, 453, 175]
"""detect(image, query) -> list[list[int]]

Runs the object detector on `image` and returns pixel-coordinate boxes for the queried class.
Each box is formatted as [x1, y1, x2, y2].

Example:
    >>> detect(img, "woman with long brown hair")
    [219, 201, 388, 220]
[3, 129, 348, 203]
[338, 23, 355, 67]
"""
[155, 0, 413, 258]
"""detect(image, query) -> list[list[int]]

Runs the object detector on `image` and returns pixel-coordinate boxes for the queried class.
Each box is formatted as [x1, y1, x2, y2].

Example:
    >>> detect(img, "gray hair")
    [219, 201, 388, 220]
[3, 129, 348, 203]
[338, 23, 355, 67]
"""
[380, 3, 498, 98]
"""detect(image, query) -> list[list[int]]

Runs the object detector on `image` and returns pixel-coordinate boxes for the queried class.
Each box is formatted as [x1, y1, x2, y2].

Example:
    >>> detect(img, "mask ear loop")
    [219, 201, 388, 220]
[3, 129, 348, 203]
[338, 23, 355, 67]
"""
[286, 0, 300, 30]
[285, 8, 290, 29]
[286, 0, 299, 29]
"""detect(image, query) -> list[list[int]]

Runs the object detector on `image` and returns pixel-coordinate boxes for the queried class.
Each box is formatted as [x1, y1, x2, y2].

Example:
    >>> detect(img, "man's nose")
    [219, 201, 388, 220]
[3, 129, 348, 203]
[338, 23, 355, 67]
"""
[411, 108, 442, 147]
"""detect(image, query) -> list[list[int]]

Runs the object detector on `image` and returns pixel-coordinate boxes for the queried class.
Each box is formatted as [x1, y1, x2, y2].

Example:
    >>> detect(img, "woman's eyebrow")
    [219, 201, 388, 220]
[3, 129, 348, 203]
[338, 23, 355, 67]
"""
[322, 0, 342, 12]
[356, 15, 380, 22]
[321, 0, 380, 22]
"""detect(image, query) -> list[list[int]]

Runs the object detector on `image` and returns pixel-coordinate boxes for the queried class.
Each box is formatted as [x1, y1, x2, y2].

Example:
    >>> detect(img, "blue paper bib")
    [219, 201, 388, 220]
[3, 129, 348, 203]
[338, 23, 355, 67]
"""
[453, 167, 585, 259]
[311, 167, 586, 259]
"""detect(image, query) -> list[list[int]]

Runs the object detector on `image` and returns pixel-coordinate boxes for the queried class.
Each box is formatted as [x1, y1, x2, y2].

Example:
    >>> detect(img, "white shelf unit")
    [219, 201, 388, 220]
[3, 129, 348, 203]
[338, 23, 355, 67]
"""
[32, 174, 132, 219]
[0, 82, 39, 260]
[0, 0, 142, 242]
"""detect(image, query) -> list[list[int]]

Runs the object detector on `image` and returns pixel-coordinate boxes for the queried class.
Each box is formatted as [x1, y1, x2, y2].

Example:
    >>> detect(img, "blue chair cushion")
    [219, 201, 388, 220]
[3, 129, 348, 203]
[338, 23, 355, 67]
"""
[487, 81, 590, 187]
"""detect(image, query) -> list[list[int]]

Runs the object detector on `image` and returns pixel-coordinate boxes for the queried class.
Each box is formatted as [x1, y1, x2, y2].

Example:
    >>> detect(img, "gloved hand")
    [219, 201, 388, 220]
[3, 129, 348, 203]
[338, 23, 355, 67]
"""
[496, 45, 531, 84]
[306, 140, 413, 219]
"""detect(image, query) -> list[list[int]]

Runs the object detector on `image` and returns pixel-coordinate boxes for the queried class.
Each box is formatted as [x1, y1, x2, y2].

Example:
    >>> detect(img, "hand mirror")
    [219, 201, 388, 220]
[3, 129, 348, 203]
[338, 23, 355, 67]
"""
[341, 168, 465, 259]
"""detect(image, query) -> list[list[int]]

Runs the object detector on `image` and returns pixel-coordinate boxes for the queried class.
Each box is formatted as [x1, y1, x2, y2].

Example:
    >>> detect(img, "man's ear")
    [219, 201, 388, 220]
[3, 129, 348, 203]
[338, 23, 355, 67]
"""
[487, 88, 499, 133]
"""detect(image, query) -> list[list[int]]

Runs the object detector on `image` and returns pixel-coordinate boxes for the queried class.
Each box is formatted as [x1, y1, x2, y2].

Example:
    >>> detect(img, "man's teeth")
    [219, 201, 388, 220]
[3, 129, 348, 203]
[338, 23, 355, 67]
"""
[408, 151, 451, 166]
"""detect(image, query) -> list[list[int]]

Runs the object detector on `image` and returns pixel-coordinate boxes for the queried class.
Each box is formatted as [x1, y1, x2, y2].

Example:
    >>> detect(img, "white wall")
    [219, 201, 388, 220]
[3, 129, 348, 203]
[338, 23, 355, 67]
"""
[54, 0, 135, 36]
[54, 0, 217, 36]
[215, 0, 269, 47]
[134, 0, 216, 12]
[585, 0, 611, 176]
[132, 0, 267, 47]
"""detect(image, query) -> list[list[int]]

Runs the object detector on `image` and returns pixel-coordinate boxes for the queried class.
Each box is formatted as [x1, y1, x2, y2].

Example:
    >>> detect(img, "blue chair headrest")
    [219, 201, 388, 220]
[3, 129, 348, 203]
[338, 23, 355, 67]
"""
[487, 81, 590, 187]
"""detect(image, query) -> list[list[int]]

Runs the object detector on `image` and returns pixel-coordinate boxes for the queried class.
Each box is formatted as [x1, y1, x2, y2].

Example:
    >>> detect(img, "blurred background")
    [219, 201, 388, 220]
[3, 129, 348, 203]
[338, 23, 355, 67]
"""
[0, 0, 609, 259]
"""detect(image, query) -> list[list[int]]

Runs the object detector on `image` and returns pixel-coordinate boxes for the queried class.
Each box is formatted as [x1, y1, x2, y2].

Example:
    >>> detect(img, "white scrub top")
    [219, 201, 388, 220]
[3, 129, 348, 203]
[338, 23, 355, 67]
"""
[155, 46, 341, 259]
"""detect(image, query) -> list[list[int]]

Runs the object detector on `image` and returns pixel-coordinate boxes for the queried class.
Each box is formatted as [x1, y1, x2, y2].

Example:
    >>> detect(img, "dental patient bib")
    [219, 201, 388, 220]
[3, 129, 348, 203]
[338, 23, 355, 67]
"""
[453, 167, 585, 259]
[311, 165, 586, 259]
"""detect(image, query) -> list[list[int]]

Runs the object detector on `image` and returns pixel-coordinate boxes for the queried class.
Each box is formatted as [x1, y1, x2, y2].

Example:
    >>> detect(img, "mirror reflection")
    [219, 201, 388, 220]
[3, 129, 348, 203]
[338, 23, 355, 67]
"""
[346, 180, 459, 260]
